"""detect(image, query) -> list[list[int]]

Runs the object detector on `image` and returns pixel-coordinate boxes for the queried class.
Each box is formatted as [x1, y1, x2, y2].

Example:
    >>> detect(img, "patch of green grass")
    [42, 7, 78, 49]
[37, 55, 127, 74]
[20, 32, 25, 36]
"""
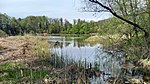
[0, 62, 26, 82]
[0, 62, 51, 83]
[0, 62, 27, 71]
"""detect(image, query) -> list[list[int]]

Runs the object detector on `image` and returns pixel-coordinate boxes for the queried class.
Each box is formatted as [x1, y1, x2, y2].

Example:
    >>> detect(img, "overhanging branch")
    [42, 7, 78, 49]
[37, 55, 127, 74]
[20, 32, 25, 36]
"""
[89, 0, 149, 37]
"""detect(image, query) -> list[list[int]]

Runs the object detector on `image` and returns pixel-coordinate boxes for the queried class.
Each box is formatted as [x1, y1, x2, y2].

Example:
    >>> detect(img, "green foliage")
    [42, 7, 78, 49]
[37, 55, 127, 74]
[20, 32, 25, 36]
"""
[0, 29, 7, 37]
[0, 62, 49, 83]
[0, 13, 101, 35]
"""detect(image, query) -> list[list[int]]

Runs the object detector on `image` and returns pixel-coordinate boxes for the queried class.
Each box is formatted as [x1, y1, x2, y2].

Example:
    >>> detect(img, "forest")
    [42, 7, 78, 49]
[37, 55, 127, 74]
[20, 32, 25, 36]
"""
[0, 12, 136, 36]
[0, 13, 99, 35]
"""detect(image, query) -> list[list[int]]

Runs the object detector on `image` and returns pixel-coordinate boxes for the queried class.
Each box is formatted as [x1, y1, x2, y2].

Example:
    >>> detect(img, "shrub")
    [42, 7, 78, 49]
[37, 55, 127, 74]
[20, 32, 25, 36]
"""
[0, 29, 7, 37]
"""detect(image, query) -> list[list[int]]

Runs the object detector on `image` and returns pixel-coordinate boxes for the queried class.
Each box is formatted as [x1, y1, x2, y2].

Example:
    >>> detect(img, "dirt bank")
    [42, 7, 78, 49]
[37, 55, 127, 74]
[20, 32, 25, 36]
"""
[0, 36, 48, 64]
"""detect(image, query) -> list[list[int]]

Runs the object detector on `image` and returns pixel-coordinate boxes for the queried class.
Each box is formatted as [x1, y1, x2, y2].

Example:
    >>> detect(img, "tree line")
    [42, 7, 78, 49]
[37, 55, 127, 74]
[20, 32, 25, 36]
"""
[0, 13, 100, 36]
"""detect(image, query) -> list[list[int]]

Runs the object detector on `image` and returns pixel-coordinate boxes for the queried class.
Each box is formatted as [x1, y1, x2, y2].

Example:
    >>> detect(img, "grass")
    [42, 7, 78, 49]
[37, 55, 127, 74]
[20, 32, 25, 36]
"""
[0, 35, 90, 83]
[1, 34, 149, 83]
[31, 36, 50, 59]
[9, 35, 50, 58]
[138, 59, 150, 82]
[0, 35, 52, 83]
[84, 34, 124, 48]
[0, 62, 50, 83]
[139, 59, 150, 69]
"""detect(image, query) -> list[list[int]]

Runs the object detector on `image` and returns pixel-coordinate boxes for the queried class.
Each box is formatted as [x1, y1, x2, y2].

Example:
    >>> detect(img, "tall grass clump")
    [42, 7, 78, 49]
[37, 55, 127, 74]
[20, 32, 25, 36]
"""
[31, 36, 50, 59]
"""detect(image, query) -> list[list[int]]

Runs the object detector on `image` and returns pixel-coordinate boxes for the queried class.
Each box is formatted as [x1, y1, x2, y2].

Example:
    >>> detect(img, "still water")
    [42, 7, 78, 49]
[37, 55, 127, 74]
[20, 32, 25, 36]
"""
[49, 35, 102, 63]
[48, 35, 128, 83]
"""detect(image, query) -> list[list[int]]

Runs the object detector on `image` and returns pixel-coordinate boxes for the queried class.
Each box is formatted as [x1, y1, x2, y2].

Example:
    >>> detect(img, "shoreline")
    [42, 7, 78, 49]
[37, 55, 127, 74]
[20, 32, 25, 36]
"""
[0, 35, 150, 83]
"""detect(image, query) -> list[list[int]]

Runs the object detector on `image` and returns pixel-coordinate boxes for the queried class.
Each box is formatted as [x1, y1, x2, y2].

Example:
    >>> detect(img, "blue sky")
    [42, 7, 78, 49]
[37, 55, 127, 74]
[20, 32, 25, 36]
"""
[0, 0, 111, 22]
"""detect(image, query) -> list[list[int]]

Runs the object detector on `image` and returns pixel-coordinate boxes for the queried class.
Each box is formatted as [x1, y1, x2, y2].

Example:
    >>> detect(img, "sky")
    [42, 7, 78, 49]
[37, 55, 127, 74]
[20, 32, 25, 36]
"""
[0, 0, 111, 22]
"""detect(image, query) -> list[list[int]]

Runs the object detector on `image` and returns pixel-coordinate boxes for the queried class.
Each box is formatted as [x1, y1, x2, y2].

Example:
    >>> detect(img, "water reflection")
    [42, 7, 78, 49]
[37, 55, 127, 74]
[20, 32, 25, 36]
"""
[48, 35, 143, 84]
[49, 36, 102, 63]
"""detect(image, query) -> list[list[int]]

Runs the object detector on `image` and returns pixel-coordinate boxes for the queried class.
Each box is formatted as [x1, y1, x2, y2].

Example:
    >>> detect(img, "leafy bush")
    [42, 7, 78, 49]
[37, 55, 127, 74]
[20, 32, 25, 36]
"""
[0, 29, 7, 37]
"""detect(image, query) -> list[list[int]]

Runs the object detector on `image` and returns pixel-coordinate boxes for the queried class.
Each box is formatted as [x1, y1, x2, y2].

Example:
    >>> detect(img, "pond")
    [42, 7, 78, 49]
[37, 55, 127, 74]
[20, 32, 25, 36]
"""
[48, 35, 143, 84]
